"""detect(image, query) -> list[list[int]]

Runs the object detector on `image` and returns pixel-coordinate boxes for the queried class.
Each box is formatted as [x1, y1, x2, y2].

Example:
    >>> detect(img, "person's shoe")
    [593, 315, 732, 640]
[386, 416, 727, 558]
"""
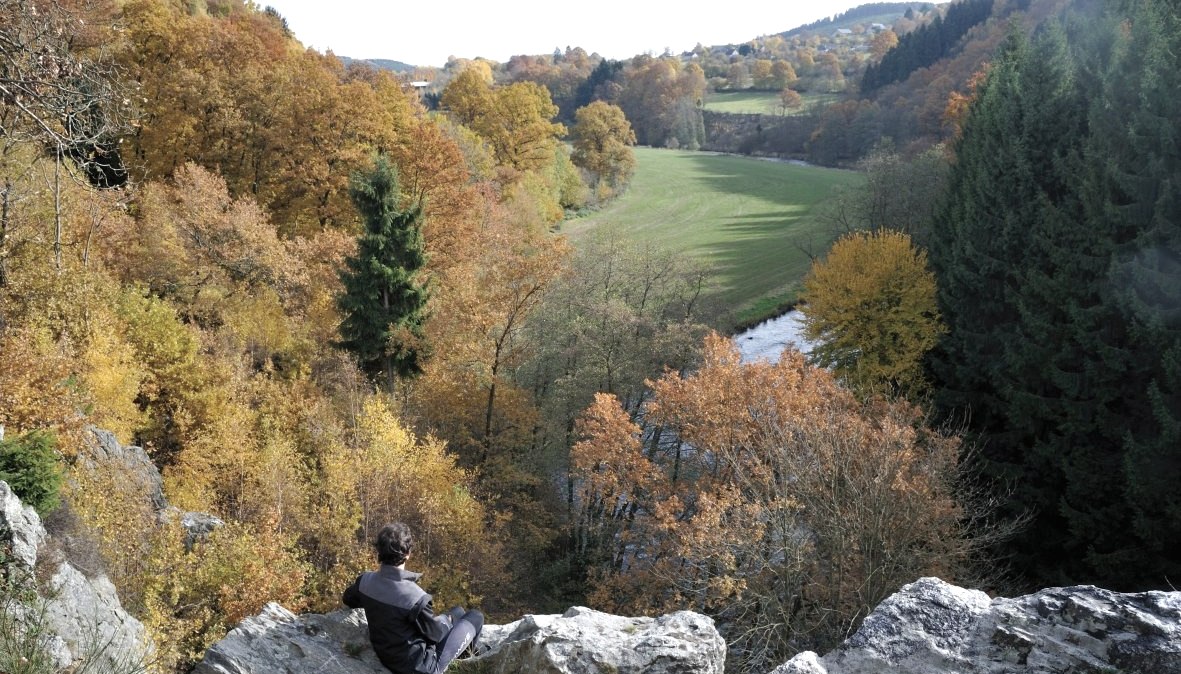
[461, 640, 490, 659]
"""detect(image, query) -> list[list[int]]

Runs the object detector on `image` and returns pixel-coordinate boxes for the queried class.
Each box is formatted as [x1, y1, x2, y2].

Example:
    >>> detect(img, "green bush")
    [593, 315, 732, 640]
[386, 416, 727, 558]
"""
[0, 431, 63, 516]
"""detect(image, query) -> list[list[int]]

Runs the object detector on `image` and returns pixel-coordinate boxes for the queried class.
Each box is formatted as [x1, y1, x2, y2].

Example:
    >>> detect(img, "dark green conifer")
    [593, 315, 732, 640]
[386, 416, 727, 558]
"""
[1077, 0, 1181, 586]
[336, 156, 429, 389]
[930, 2, 1181, 589]
[928, 22, 1107, 585]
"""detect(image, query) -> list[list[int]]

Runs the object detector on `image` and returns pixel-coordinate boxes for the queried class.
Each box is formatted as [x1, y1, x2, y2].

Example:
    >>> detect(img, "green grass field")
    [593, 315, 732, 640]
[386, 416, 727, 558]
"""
[703, 90, 839, 116]
[562, 148, 863, 327]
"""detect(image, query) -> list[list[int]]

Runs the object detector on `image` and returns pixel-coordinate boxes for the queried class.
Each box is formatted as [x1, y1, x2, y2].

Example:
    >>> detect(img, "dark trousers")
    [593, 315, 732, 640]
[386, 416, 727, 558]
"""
[432, 607, 484, 674]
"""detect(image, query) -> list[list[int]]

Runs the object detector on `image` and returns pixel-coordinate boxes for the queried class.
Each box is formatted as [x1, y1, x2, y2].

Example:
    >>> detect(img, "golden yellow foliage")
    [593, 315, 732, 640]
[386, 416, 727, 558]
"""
[441, 73, 567, 174]
[66, 435, 160, 608]
[571, 101, 636, 191]
[139, 520, 310, 672]
[81, 309, 148, 444]
[294, 395, 505, 610]
[0, 325, 88, 451]
[801, 229, 945, 398]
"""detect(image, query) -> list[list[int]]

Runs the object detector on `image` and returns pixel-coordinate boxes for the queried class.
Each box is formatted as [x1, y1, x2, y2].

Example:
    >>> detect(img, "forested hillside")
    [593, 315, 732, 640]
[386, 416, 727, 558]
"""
[0, 0, 1178, 673]
[860, 0, 993, 91]
[0, 0, 637, 668]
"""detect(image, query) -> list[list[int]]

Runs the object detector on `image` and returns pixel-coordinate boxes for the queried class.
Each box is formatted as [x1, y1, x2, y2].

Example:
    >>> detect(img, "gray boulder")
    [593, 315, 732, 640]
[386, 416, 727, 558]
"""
[78, 426, 223, 544]
[0, 479, 44, 567]
[193, 604, 384, 674]
[772, 576, 1181, 674]
[80, 427, 167, 511]
[470, 606, 726, 674]
[0, 481, 153, 672]
[195, 603, 726, 674]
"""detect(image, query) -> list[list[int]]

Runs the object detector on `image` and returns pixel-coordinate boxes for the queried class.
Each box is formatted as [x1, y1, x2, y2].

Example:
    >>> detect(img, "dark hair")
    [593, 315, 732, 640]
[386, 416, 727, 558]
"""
[376, 522, 413, 566]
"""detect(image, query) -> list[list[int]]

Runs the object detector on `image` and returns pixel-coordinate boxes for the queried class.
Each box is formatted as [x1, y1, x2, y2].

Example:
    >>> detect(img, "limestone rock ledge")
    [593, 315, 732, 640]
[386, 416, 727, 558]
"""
[194, 603, 726, 674]
[772, 576, 1181, 674]
[0, 481, 152, 671]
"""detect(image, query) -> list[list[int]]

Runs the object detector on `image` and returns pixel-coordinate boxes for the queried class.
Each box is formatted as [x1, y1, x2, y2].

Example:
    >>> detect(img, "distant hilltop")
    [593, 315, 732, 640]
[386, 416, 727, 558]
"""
[779, 2, 934, 38]
[338, 55, 416, 72]
[341, 2, 940, 70]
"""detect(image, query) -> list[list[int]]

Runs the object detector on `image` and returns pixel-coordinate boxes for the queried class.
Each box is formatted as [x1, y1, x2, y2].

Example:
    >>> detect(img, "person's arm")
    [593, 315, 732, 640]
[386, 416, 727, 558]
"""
[410, 594, 451, 644]
[342, 574, 364, 608]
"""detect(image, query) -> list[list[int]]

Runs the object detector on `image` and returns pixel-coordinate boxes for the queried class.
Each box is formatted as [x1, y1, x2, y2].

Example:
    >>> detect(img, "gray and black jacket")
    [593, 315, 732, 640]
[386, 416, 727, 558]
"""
[343, 566, 452, 674]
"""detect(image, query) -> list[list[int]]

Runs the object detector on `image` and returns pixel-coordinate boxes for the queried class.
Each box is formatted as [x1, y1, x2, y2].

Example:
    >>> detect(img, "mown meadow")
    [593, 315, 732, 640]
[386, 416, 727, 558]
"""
[563, 147, 862, 326]
[702, 90, 839, 115]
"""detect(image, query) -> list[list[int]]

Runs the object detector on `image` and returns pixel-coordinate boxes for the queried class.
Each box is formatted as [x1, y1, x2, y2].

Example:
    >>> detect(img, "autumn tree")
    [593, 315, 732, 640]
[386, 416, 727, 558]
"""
[438, 68, 493, 127]
[751, 59, 775, 89]
[337, 156, 429, 388]
[771, 60, 798, 90]
[870, 28, 900, 60]
[570, 101, 636, 196]
[801, 230, 943, 398]
[114, 163, 296, 327]
[779, 88, 803, 113]
[573, 334, 977, 669]
[0, 0, 134, 277]
[441, 72, 567, 174]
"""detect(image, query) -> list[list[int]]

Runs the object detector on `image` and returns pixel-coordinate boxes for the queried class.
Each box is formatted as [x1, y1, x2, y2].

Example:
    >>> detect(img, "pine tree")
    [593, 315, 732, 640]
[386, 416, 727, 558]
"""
[337, 156, 429, 388]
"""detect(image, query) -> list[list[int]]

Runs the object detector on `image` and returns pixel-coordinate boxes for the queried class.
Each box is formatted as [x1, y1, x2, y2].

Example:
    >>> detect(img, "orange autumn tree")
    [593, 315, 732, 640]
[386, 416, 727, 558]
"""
[572, 333, 974, 670]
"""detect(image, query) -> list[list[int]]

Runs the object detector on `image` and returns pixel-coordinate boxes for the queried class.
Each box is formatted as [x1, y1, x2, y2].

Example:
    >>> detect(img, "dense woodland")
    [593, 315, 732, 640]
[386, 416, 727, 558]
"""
[0, 0, 1178, 673]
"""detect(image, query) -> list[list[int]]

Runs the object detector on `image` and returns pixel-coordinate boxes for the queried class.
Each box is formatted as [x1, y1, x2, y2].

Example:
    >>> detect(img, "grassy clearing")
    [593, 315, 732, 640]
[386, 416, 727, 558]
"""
[703, 90, 840, 116]
[562, 148, 862, 328]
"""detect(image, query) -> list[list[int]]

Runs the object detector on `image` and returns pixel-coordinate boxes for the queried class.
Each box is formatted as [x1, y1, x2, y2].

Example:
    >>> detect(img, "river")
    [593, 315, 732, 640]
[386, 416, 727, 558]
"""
[732, 309, 815, 364]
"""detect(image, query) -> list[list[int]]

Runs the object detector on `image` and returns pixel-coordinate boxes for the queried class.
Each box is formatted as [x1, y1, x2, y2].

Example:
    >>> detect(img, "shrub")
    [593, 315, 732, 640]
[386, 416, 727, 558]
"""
[0, 431, 63, 516]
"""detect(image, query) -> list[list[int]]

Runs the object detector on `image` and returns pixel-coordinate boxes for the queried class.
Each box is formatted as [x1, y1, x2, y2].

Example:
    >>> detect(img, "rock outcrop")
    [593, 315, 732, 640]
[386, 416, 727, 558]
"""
[0, 481, 152, 671]
[773, 577, 1181, 674]
[195, 603, 726, 674]
[79, 427, 167, 512]
[79, 426, 224, 545]
[470, 606, 725, 674]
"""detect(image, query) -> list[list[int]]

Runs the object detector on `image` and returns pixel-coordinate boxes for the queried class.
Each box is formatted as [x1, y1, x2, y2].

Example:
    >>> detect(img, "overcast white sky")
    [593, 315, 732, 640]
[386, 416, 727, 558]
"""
[262, 1, 865, 67]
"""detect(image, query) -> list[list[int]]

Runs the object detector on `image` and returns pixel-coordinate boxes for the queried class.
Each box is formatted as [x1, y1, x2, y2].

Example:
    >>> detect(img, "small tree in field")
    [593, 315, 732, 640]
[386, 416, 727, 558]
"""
[801, 229, 943, 398]
[779, 88, 803, 113]
[337, 156, 429, 389]
[570, 101, 637, 194]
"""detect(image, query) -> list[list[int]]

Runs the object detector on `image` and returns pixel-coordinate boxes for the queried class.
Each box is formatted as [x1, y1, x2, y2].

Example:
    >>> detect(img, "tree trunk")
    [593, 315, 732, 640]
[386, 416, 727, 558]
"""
[53, 152, 63, 273]
[0, 177, 10, 288]
[482, 378, 497, 464]
[382, 287, 394, 392]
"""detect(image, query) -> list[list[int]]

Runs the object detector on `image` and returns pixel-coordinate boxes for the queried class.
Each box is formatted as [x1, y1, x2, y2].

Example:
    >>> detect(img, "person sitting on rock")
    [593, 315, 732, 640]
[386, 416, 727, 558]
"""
[343, 522, 484, 674]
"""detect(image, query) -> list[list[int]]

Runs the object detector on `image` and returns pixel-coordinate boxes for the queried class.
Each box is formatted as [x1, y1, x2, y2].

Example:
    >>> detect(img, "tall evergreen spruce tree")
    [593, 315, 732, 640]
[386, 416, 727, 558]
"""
[337, 156, 429, 389]
[929, 3, 1181, 590]
[929, 23, 1095, 585]
[1079, 0, 1181, 586]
